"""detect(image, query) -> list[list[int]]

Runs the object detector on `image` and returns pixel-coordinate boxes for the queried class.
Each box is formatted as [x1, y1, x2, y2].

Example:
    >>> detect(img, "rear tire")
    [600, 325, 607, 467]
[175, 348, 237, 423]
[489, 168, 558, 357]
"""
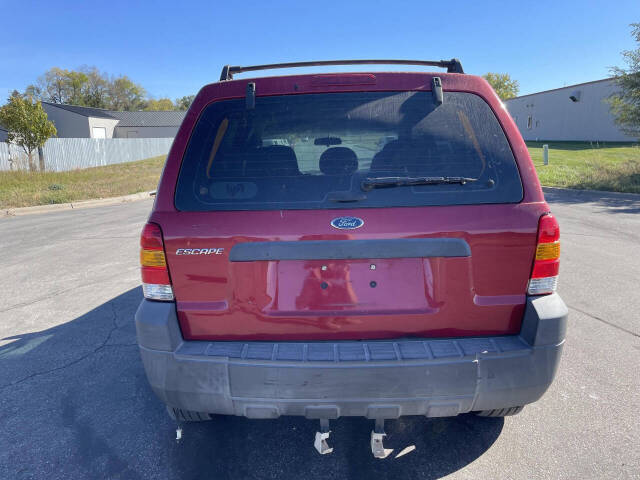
[473, 406, 524, 417]
[166, 406, 213, 422]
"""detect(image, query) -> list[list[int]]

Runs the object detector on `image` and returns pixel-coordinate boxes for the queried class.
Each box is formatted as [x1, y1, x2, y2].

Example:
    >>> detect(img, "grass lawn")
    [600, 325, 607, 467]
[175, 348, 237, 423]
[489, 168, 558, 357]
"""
[0, 156, 166, 209]
[527, 141, 640, 194]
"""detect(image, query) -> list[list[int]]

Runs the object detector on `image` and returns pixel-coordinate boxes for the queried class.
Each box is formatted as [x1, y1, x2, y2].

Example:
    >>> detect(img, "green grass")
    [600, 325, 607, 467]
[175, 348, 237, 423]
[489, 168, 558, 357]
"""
[527, 141, 640, 194]
[0, 156, 166, 209]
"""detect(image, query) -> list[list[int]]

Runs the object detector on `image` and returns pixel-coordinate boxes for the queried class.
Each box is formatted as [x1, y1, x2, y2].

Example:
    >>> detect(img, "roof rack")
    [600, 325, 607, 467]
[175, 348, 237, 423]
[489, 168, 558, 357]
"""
[219, 59, 464, 81]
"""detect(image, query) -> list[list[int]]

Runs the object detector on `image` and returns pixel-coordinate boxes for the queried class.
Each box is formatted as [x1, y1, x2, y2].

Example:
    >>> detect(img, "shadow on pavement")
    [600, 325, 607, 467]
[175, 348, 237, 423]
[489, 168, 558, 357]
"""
[543, 187, 640, 214]
[0, 287, 503, 480]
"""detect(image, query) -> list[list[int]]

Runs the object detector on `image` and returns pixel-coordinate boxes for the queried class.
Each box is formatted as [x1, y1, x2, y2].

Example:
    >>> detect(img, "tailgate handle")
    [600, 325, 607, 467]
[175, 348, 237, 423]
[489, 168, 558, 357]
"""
[229, 238, 470, 262]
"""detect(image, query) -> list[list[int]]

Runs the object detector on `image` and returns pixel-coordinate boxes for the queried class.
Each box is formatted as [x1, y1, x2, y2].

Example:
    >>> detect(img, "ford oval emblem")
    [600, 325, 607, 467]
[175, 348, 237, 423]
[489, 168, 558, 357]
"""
[330, 216, 364, 230]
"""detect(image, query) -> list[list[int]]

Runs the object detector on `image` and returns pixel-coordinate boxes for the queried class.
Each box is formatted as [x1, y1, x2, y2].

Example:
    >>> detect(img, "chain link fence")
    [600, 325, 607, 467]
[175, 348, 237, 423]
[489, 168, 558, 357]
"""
[0, 138, 174, 172]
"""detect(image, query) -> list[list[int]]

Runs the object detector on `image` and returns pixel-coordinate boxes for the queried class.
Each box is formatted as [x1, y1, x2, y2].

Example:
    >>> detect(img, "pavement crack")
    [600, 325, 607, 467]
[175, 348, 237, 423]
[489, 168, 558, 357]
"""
[0, 288, 70, 313]
[0, 302, 134, 392]
[568, 305, 639, 338]
[103, 302, 120, 346]
[0, 268, 139, 313]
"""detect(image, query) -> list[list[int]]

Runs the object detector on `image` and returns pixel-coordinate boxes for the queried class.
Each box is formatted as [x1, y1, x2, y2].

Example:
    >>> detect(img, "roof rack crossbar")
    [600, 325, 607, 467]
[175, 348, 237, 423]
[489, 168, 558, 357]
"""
[219, 59, 464, 81]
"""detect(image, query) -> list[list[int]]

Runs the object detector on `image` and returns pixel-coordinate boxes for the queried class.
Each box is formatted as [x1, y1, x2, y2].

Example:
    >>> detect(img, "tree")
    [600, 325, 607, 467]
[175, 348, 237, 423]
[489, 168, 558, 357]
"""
[175, 95, 195, 110]
[0, 93, 57, 171]
[80, 66, 110, 108]
[483, 72, 520, 100]
[108, 75, 146, 111]
[609, 23, 640, 139]
[26, 67, 69, 104]
[144, 98, 175, 111]
[65, 70, 89, 105]
[25, 67, 87, 105]
[23, 67, 147, 111]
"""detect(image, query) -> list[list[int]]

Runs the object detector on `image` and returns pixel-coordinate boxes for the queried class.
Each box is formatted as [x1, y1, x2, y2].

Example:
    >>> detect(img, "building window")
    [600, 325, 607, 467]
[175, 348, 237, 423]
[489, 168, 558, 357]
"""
[536, 120, 540, 128]
[527, 116, 532, 130]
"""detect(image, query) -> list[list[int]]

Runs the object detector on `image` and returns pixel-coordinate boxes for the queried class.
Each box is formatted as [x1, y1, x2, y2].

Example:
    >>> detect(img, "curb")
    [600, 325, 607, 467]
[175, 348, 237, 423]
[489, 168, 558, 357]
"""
[542, 186, 640, 199]
[2, 191, 155, 217]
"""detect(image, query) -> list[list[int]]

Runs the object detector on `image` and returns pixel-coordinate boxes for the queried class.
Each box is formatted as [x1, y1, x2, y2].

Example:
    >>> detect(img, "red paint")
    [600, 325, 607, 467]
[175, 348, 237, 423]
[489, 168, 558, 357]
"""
[148, 71, 553, 341]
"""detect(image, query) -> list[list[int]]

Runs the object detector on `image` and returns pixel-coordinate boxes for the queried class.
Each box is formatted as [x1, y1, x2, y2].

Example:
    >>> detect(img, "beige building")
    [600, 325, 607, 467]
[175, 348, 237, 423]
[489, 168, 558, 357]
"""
[505, 78, 635, 142]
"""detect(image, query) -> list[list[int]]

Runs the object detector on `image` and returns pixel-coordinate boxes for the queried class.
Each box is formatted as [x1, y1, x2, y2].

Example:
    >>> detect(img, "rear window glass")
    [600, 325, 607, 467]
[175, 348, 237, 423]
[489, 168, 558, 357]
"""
[175, 91, 522, 211]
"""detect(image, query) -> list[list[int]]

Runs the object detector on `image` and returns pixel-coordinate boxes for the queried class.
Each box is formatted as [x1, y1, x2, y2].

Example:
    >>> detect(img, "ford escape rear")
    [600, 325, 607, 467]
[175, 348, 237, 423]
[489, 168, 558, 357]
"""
[135, 59, 567, 457]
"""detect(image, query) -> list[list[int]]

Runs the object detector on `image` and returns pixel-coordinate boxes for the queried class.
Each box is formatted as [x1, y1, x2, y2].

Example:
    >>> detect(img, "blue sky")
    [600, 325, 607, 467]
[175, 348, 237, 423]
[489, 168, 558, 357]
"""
[0, 0, 638, 102]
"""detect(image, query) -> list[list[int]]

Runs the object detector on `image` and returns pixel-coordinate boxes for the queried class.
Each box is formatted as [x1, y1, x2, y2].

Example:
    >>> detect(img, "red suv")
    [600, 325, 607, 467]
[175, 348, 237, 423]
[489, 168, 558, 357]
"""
[135, 60, 566, 457]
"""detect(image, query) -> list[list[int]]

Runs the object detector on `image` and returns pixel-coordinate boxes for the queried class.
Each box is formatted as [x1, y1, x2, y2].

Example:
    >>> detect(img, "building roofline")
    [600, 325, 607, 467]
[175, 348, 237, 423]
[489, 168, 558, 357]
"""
[506, 77, 618, 101]
[41, 102, 186, 127]
[42, 101, 117, 119]
[42, 101, 113, 112]
[113, 124, 178, 128]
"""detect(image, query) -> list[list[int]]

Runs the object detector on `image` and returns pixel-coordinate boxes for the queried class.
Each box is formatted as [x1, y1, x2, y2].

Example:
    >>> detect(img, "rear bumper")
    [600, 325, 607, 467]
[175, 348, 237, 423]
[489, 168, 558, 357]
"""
[135, 294, 567, 419]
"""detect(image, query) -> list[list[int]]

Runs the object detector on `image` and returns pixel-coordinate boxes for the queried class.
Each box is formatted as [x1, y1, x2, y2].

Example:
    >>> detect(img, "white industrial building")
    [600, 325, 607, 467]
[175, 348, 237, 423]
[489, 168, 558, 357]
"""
[505, 78, 635, 142]
[40, 102, 186, 139]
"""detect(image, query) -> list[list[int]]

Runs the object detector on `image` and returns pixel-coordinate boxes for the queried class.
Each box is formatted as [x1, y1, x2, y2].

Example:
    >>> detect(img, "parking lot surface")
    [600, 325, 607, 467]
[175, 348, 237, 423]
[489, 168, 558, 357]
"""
[0, 188, 638, 479]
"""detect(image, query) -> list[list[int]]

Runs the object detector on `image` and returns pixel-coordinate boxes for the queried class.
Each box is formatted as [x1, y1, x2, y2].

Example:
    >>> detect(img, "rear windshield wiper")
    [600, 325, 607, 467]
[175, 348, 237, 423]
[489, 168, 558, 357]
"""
[361, 176, 477, 191]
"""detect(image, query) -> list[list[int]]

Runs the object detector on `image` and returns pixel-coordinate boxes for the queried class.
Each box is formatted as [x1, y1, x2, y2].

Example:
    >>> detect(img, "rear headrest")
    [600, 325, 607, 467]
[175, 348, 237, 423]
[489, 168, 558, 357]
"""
[319, 147, 358, 175]
[370, 140, 404, 172]
[247, 145, 300, 176]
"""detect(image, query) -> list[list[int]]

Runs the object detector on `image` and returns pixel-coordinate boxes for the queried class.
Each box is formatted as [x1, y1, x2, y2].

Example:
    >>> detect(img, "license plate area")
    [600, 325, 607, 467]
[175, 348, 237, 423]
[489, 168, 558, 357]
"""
[265, 258, 433, 315]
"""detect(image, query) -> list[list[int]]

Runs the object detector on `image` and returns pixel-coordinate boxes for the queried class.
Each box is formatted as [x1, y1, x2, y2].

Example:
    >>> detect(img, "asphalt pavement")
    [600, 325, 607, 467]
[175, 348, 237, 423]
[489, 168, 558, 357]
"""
[0, 188, 638, 479]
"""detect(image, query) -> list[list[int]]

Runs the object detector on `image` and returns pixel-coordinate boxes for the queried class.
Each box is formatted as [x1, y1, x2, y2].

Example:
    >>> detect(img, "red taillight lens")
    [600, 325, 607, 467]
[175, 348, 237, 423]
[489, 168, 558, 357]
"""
[537, 214, 560, 243]
[141, 223, 164, 249]
[528, 213, 560, 295]
[140, 222, 174, 301]
[531, 260, 560, 279]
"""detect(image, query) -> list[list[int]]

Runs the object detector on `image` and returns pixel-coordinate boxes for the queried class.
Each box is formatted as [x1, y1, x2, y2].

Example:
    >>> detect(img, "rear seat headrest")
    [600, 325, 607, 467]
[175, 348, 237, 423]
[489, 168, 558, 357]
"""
[319, 147, 358, 175]
[251, 145, 301, 176]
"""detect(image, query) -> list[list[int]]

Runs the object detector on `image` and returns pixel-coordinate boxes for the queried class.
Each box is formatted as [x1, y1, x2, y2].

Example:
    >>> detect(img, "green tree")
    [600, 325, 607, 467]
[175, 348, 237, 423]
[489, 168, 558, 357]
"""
[0, 93, 57, 171]
[26, 67, 69, 103]
[144, 98, 175, 111]
[65, 71, 89, 105]
[609, 23, 640, 139]
[79, 66, 110, 108]
[108, 75, 146, 111]
[24, 67, 146, 111]
[175, 95, 195, 110]
[22, 67, 155, 111]
[483, 72, 520, 100]
[25, 67, 88, 105]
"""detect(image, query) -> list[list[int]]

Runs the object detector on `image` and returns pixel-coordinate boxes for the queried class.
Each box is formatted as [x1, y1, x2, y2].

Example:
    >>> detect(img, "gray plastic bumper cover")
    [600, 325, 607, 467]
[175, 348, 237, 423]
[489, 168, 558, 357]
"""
[135, 294, 567, 419]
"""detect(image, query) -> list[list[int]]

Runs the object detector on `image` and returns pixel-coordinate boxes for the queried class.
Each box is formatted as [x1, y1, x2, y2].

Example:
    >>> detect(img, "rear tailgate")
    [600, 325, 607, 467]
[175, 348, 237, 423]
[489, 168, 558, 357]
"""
[156, 79, 545, 341]
[159, 201, 545, 341]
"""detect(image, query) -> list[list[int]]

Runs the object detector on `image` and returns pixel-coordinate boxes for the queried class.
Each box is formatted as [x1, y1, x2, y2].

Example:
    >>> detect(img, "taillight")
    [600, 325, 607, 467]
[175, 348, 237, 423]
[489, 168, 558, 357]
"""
[140, 222, 174, 301]
[528, 213, 560, 295]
